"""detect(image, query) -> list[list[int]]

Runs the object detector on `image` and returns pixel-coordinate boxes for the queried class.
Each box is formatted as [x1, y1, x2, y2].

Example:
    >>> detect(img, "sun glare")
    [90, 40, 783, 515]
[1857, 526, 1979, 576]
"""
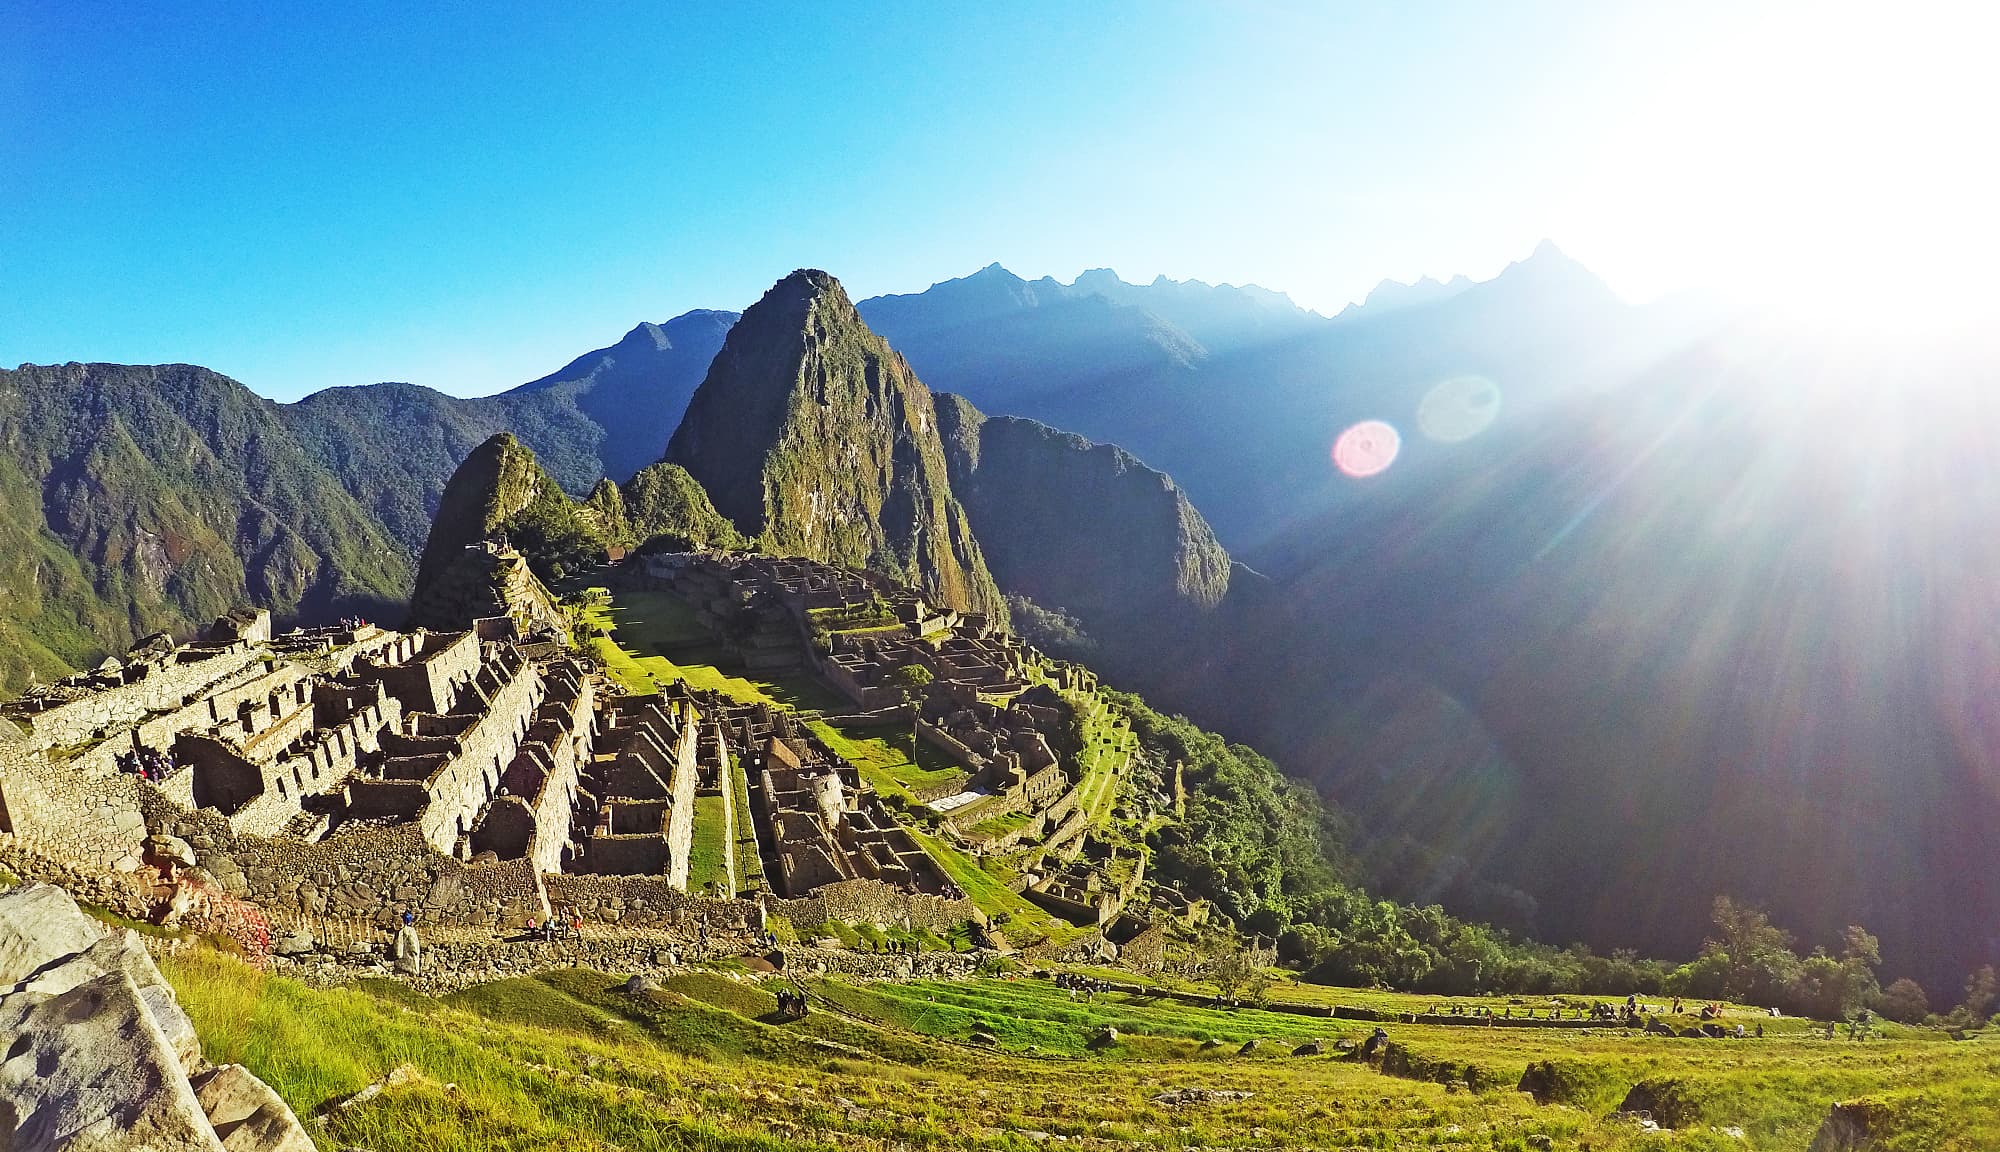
[1576, 2, 2000, 336]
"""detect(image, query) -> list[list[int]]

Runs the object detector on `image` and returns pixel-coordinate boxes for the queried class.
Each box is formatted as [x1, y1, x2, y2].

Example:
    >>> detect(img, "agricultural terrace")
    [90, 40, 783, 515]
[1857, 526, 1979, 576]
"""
[577, 584, 1118, 944]
[159, 946, 2000, 1152]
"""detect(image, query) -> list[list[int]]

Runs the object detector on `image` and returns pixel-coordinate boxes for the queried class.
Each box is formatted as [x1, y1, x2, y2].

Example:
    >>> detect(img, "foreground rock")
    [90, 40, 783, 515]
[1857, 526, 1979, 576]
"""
[0, 882, 317, 1151]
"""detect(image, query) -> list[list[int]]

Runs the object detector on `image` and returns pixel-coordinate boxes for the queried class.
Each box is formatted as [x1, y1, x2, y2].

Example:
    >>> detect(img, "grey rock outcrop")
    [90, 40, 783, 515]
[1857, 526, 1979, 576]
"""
[0, 882, 317, 1151]
[190, 1065, 317, 1152]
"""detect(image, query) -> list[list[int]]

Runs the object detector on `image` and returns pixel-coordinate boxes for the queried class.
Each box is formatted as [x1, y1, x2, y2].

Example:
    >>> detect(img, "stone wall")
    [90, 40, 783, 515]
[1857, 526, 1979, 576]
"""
[915, 717, 985, 773]
[375, 631, 481, 716]
[3, 645, 261, 753]
[0, 743, 150, 874]
[663, 701, 700, 892]
[543, 871, 752, 929]
[772, 877, 984, 934]
[139, 792, 550, 930]
[525, 667, 594, 873]
[415, 650, 542, 856]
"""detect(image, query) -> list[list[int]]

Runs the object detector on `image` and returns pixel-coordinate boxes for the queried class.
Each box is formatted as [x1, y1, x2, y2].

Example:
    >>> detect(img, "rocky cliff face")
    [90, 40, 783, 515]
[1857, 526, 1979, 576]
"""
[0, 363, 411, 693]
[665, 271, 1005, 619]
[934, 393, 1231, 628]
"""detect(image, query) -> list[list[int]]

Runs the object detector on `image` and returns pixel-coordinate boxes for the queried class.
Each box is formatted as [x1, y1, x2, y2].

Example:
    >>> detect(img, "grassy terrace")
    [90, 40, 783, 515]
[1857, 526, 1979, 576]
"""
[579, 587, 846, 712]
[806, 721, 965, 804]
[157, 946, 2000, 1151]
[727, 753, 765, 896]
[686, 793, 731, 896]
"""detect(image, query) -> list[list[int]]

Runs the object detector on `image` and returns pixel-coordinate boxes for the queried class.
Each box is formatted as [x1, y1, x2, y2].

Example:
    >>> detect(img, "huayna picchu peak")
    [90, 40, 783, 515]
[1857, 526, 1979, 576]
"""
[665, 270, 1008, 621]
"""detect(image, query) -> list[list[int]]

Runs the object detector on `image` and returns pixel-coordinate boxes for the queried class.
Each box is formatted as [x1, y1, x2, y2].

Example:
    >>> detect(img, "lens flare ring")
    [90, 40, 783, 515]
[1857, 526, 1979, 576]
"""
[1333, 419, 1401, 478]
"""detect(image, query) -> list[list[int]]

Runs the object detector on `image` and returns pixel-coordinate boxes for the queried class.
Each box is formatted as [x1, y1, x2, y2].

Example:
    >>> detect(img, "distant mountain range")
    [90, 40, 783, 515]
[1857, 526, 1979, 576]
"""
[10, 246, 1997, 992]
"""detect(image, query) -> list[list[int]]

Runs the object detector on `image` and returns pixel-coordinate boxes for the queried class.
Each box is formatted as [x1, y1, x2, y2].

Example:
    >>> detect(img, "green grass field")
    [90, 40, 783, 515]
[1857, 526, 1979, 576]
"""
[580, 587, 845, 712]
[806, 721, 966, 803]
[687, 793, 731, 896]
[158, 946, 2000, 1151]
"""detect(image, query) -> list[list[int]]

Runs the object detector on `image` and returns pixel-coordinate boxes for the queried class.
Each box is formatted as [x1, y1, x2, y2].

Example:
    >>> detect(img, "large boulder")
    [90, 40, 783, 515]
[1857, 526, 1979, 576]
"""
[0, 969, 227, 1150]
[0, 881, 107, 985]
[0, 882, 316, 1151]
[191, 1064, 317, 1152]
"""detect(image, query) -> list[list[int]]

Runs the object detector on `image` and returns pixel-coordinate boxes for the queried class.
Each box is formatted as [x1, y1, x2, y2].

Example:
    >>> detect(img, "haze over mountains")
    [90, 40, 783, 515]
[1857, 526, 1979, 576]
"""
[8, 245, 1998, 992]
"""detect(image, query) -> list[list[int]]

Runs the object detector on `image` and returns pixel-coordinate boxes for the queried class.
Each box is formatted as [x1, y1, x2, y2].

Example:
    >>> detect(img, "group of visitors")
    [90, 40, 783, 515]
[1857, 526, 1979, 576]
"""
[116, 746, 176, 782]
[524, 908, 586, 943]
[1056, 972, 1109, 1002]
[775, 988, 810, 1019]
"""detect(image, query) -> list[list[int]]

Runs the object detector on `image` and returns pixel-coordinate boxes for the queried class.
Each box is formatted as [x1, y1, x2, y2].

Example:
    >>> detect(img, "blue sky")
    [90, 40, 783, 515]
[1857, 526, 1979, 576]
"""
[3, 2, 1991, 399]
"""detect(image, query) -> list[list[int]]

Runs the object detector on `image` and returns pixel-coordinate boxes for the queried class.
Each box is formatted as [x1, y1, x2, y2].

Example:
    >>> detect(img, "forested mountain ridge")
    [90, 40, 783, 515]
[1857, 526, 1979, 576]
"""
[279, 309, 735, 553]
[0, 362, 410, 692]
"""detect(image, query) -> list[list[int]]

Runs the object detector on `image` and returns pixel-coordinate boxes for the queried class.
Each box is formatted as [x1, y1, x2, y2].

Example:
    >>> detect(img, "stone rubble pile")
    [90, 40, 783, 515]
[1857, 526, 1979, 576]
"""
[0, 882, 316, 1152]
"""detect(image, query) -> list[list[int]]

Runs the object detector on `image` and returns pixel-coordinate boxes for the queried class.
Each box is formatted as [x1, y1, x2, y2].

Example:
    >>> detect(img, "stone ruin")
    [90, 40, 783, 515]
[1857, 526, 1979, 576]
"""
[0, 602, 981, 942]
[638, 550, 1026, 710]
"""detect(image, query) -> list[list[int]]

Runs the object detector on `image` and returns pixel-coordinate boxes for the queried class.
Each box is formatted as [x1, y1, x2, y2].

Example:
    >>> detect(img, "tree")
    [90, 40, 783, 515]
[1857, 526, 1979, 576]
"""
[1207, 942, 1255, 1000]
[1959, 965, 1999, 1023]
[1706, 897, 1801, 1004]
[1873, 978, 1929, 1024]
[893, 664, 935, 690]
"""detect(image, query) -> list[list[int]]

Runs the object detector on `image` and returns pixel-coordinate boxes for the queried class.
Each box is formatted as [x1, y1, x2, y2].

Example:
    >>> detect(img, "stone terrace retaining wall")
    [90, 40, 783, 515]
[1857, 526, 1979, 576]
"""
[0, 743, 149, 874]
[543, 872, 751, 929]
[772, 877, 985, 934]
[141, 791, 549, 930]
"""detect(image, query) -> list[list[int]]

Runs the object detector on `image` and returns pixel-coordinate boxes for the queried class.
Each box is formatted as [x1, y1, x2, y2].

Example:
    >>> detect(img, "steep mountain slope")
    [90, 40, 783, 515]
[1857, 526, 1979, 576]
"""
[501, 309, 738, 485]
[282, 383, 515, 554]
[665, 270, 1005, 619]
[407, 432, 586, 630]
[861, 245, 1692, 551]
[0, 363, 410, 692]
[933, 393, 1232, 642]
[1156, 329, 2000, 988]
[281, 310, 736, 553]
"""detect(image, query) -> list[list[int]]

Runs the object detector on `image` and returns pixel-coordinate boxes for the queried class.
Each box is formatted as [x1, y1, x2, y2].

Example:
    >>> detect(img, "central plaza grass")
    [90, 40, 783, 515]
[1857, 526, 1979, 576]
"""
[578, 585, 1086, 941]
[579, 587, 845, 712]
[159, 946, 2000, 1151]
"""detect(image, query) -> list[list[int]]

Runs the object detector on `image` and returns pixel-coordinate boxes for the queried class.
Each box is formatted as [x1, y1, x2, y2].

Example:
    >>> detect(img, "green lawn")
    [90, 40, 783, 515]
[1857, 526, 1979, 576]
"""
[808, 721, 966, 803]
[686, 793, 731, 896]
[579, 587, 845, 712]
[159, 946, 2000, 1152]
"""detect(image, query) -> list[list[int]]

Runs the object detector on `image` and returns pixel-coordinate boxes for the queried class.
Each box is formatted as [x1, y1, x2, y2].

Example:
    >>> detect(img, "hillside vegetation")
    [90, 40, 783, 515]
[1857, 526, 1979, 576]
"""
[0, 362, 411, 692]
[159, 946, 2000, 1151]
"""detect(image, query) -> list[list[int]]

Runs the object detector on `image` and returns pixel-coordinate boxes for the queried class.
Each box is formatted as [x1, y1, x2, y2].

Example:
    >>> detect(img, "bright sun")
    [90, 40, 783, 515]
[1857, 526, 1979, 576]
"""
[1575, 2, 2000, 334]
